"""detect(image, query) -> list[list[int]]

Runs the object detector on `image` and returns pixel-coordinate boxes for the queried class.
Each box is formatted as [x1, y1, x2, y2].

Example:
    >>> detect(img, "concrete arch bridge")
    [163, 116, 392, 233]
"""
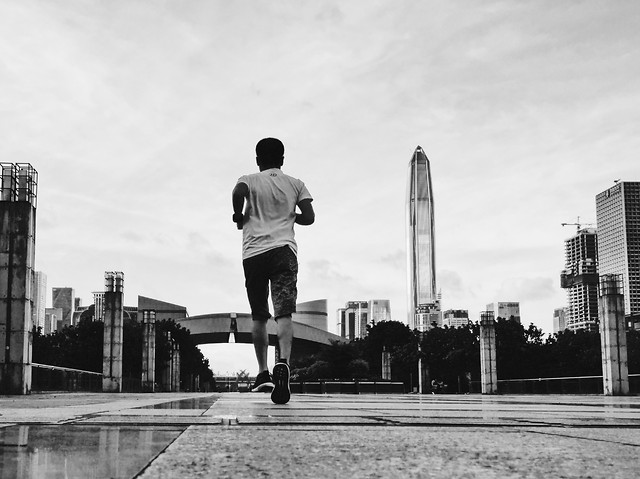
[176, 312, 346, 359]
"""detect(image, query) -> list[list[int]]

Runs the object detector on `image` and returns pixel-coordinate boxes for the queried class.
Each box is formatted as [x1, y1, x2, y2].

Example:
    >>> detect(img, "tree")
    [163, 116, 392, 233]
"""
[155, 319, 214, 388]
[421, 324, 480, 391]
[364, 320, 417, 381]
[32, 319, 102, 372]
[33, 316, 214, 390]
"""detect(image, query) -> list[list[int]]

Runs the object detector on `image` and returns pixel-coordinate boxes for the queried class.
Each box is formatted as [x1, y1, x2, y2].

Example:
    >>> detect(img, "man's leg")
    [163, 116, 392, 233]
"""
[252, 319, 269, 372]
[243, 253, 274, 392]
[269, 247, 297, 404]
[275, 314, 293, 363]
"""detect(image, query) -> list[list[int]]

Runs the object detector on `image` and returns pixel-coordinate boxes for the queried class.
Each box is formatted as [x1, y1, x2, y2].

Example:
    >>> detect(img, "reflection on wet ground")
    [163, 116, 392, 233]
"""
[137, 396, 219, 410]
[0, 425, 184, 479]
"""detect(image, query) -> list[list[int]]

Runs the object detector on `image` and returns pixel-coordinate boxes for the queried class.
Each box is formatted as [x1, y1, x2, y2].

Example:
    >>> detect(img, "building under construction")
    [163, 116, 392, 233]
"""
[560, 228, 599, 331]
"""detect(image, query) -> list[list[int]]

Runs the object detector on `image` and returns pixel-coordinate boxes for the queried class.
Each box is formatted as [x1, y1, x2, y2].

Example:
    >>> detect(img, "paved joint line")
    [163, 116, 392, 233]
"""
[370, 417, 404, 425]
[133, 427, 190, 479]
[526, 429, 640, 447]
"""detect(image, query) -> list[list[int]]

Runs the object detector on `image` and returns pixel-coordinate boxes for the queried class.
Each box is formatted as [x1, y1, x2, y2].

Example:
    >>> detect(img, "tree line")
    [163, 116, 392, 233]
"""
[291, 319, 640, 391]
[32, 317, 214, 389]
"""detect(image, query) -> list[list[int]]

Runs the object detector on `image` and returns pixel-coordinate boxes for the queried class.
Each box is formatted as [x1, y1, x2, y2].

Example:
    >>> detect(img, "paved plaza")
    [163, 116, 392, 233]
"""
[1, 392, 640, 478]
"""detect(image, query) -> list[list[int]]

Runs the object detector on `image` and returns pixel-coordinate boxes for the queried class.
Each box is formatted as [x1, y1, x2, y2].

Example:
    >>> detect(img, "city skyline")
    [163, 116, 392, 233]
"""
[3, 2, 640, 374]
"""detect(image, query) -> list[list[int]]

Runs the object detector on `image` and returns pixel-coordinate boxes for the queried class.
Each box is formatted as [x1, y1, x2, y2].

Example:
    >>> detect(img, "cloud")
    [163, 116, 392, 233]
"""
[380, 250, 405, 270]
[497, 277, 556, 302]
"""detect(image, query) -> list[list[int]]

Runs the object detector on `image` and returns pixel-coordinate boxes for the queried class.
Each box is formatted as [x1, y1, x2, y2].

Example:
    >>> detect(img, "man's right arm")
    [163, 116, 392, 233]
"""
[295, 199, 315, 225]
[232, 182, 249, 229]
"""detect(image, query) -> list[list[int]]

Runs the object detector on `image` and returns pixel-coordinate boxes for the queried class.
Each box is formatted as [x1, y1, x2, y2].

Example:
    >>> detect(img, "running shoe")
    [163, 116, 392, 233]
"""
[271, 361, 291, 404]
[250, 370, 274, 392]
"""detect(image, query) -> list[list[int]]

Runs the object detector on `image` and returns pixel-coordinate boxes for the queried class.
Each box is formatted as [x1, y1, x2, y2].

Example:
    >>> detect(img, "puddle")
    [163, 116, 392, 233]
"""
[0, 425, 183, 478]
[138, 396, 219, 410]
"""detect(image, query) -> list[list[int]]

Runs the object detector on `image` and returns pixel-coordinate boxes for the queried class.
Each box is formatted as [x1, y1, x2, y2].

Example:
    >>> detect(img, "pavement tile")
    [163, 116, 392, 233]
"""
[2, 392, 640, 478]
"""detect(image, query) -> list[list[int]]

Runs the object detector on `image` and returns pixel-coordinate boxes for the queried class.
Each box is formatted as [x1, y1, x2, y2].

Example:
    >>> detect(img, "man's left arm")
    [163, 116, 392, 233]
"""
[232, 182, 249, 229]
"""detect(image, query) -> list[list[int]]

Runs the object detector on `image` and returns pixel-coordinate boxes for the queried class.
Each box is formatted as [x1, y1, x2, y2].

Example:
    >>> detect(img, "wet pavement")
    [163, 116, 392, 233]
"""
[1, 392, 640, 478]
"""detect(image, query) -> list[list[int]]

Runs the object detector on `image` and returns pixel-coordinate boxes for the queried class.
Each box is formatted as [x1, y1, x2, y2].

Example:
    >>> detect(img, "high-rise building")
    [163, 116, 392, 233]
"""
[52, 287, 75, 329]
[442, 309, 469, 328]
[553, 307, 568, 334]
[559, 228, 599, 331]
[368, 299, 391, 325]
[596, 181, 640, 324]
[44, 307, 63, 334]
[406, 146, 439, 331]
[337, 299, 392, 340]
[93, 291, 105, 321]
[337, 301, 368, 340]
[32, 271, 47, 331]
[486, 302, 521, 324]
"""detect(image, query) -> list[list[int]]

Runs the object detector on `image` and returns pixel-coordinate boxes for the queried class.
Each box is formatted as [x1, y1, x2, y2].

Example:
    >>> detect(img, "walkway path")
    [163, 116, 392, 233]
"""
[1, 392, 640, 478]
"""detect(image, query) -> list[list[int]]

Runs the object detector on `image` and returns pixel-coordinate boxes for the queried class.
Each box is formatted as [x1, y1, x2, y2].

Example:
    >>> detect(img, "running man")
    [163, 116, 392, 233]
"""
[232, 137, 315, 404]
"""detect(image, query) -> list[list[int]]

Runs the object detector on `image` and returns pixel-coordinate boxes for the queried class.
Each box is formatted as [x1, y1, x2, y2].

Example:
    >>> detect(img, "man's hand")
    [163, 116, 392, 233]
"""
[233, 212, 244, 230]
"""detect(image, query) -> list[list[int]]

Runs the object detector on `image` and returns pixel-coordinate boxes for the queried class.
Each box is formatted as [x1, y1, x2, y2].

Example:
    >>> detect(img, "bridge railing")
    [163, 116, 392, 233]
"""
[291, 380, 405, 394]
[470, 373, 640, 394]
[31, 363, 102, 392]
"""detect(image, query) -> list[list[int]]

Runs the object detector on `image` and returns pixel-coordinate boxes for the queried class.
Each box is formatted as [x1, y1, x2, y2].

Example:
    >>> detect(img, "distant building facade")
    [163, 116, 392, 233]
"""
[44, 307, 63, 334]
[293, 299, 328, 331]
[486, 302, 521, 324]
[32, 271, 47, 331]
[52, 287, 75, 329]
[560, 227, 599, 331]
[414, 302, 442, 331]
[368, 299, 391, 325]
[93, 292, 105, 321]
[596, 181, 640, 325]
[337, 299, 393, 340]
[337, 301, 368, 340]
[442, 309, 469, 328]
[137, 296, 188, 322]
[553, 307, 568, 334]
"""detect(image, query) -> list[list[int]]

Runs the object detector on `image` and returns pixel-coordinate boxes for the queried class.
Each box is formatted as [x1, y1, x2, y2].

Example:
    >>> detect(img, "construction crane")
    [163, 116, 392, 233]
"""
[561, 216, 595, 232]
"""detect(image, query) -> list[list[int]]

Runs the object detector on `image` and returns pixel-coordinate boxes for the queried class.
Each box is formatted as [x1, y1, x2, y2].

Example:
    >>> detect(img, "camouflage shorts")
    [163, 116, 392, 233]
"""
[243, 245, 298, 321]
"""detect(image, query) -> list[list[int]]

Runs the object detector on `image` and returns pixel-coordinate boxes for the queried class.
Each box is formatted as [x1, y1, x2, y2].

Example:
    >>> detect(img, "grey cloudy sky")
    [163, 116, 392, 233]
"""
[3, 1, 639, 374]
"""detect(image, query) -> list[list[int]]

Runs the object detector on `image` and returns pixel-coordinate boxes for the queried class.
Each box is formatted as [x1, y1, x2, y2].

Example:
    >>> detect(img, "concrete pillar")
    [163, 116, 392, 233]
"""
[102, 272, 124, 392]
[161, 331, 173, 391]
[141, 310, 156, 392]
[599, 274, 629, 396]
[0, 164, 37, 395]
[171, 342, 180, 392]
[479, 311, 498, 394]
[381, 347, 391, 380]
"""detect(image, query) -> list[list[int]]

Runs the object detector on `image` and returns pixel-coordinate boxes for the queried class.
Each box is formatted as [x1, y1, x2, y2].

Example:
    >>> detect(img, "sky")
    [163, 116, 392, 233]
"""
[2, 1, 639, 375]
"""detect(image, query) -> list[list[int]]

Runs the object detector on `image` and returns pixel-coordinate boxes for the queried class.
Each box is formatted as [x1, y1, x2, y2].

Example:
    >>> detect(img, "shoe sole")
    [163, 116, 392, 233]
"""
[251, 382, 274, 393]
[271, 363, 290, 404]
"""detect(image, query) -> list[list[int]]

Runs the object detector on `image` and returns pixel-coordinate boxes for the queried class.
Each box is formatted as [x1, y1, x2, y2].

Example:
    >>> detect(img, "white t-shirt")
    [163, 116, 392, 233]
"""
[237, 168, 313, 260]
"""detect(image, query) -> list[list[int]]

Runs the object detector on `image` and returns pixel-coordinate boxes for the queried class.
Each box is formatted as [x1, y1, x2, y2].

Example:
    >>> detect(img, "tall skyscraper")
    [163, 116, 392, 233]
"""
[559, 228, 599, 331]
[32, 271, 47, 331]
[406, 146, 439, 331]
[52, 287, 75, 329]
[596, 181, 640, 324]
